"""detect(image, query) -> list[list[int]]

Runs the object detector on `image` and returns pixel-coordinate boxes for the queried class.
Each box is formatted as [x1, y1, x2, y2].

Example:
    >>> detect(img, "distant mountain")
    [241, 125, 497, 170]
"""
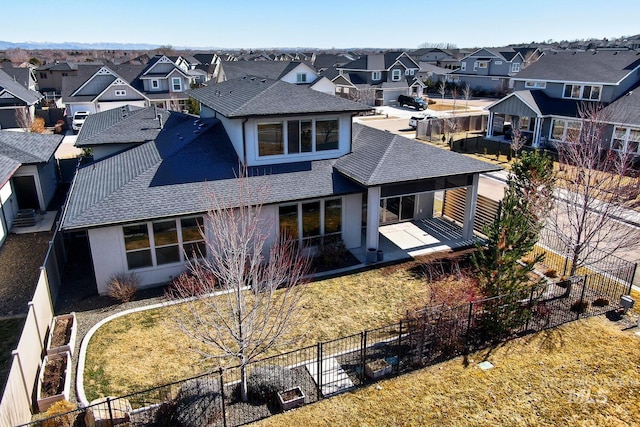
[0, 40, 165, 50]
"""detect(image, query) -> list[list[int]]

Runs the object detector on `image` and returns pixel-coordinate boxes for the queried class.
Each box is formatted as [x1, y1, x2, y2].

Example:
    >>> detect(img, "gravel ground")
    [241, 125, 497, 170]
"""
[0, 232, 54, 317]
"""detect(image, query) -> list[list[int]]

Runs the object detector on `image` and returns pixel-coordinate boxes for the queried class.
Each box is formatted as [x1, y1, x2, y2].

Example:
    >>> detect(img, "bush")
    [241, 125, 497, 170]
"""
[247, 366, 295, 404]
[544, 268, 557, 278]
[107, 273, 139, 303]
[570, 300, 589, 314]
[592, 298, 609, 307]
[31, 117, 46, 133]
[314, 241, 348, 270]
[43, 400, 76, 427]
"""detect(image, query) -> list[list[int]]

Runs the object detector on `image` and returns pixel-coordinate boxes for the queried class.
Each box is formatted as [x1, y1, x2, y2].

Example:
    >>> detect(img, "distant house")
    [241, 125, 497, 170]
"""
[62, 55, 195, 115]
[449, 48, 542, 94]
[0, 64, 38, 92]
[336, 52, 425, 105]
[0, 69, 43, 129]
[486, 50, 640, 151]
[35, 61, 104, 95]
[60, 78, 498, 294]
[0, 130, 63, 244]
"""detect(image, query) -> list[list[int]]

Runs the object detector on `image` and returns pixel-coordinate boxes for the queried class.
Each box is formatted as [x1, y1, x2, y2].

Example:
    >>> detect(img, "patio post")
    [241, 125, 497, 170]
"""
[487, 112, 494, 137]
[533, 117, 542, 147]
[366, 186, 381, 250]
[462, 174, 479, 240]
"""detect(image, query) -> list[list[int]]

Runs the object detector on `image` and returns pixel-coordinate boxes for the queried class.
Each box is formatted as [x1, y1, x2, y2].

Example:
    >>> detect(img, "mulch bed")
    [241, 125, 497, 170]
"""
[50, 317, 72, 348]
[41, 356, 66, 398]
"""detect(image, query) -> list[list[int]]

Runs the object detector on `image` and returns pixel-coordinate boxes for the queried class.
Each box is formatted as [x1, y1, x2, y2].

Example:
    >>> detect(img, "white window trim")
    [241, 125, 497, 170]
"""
[511, 63, 521, 73]
[473, 62, 478, 71]
[477, 61, 488, 69]
[562, 84, 602, 101]
[115, 89, 126, 97]
[525, 81, 546, 89]
[372, 71, 381, 81]
[460, 62, 466, 71]
[296, 73, 307, 83]
[151, 79, 160, 89]
[391, 69, 402, 81]
[171, 77, 182, 92]
[257, 117, 340, 158]
[279, 197, 343, 246]
[549, 118, 582, 142]
[494, 60, 503, 65]
[611, 126, 640, 154]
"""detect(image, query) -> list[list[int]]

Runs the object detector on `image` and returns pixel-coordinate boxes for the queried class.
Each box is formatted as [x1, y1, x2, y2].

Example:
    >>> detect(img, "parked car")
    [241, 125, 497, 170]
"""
[398, 95, 427, 111]
[71, 111, 90, 132]
[409, 113, 436, 129]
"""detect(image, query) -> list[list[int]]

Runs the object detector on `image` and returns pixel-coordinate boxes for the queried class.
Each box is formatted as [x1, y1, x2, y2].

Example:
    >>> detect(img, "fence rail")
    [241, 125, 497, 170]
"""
[22, 265, 634, 427]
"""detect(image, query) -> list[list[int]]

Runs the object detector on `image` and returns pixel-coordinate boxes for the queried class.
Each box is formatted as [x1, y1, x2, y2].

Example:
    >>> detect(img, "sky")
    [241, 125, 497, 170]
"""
[2, 0, 639, 49]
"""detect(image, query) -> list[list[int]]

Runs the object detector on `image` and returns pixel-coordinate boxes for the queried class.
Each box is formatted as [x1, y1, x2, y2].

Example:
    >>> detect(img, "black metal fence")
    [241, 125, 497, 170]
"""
[22, 265, 634, 427]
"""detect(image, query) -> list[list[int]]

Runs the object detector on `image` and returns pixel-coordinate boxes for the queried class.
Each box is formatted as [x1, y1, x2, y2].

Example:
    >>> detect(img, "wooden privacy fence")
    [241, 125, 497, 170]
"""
[442, 187, 500, 235]
[0, 228, 66, 427]
[416, 114, 487, 141]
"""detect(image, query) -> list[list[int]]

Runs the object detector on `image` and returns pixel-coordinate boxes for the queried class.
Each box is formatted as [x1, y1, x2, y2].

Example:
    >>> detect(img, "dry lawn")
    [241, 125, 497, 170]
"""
[84, 258, 470, 399]
[254, 316, 640, 427]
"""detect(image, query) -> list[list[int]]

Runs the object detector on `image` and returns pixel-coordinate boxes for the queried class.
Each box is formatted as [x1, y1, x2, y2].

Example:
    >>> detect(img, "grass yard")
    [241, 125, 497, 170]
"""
[428, 102, 469, 112]
[84, 257, 471, 400]
[254, 316, 640, 427]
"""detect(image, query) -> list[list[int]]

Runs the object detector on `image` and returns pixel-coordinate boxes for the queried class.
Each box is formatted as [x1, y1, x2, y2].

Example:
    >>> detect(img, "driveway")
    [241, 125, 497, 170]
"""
[55, 129, 82, 160]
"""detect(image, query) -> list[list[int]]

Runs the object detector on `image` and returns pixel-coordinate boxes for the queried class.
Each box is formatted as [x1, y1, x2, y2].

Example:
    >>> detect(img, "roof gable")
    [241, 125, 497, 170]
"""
[0, 69, 42, 105]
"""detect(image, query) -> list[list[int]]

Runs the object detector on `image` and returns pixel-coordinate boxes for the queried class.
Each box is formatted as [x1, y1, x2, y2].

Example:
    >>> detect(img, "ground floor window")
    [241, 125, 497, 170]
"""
[550, 119, 581, 142]
[611, 126, 640, 154]
[279, 198, 342, 246]
[380, 195, 416, 224]
[123, 216, 205, 270]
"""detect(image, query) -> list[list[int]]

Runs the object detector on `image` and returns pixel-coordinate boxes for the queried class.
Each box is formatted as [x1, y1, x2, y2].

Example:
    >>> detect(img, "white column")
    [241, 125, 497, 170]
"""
[462, 174, 479, 240]
[532, 117, 541, 147]
[487, 112, 494, 137]
[366, 186, 381, 250]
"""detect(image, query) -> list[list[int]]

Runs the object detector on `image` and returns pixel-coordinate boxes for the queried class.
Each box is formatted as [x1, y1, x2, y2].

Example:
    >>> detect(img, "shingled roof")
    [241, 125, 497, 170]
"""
[0, 130, 63, 164]
[0, 154, 20, 187]
[188, 77, 371, 117]
[76, 106, 171, 147]
[513, 50, 640, 84]
[335, 124, 500, 186]
[0, 69, 42, 105]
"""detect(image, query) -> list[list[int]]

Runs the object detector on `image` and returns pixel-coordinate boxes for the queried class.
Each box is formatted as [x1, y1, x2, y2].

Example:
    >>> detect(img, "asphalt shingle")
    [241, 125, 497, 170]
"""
[0, 130, 63, 164]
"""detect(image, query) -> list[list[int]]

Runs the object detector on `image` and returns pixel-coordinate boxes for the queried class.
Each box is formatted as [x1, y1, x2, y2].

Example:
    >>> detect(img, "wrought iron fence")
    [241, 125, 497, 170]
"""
[22, 264, 634, 427]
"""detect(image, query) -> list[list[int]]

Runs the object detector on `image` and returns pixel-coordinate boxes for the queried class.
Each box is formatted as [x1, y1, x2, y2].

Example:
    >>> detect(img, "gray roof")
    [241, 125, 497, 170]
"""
[602, 83, 640, 125]
[0, 69, 42, 105]
[0, 130, 63, 164]
[188, 77, 371, 118]
[334, 124, 500, 186]
[0, 153, 20, 187]
[219, 61, 299, 81]
[488, 90, 581, 118]
[63, 64, 146, 101]
[514, 50, 640, 84]
[76, 106, 171, 147]
[339, 52, 418, 72]
[0, 64, 33, 89]
[61, 120, 500, 230]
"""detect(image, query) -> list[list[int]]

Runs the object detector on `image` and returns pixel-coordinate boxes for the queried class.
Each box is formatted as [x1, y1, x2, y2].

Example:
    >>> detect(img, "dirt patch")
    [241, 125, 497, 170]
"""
[50, 317, 71, 348]
[41, 357, 66, 398]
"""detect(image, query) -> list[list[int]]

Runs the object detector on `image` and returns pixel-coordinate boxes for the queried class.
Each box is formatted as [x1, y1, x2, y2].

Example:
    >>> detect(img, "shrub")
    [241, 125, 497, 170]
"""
[43, 400, 76, 427]
[107, 273, 139, 303]
[172, 377, 221, 427]
[544, 268, 557, 278]
[592, 298, 609, 307]
[166, 271, 215, 298]
[314, 241, 348, 270]
[427, 98, 436, 105]
[570, 300, 589, 314]
[247, 366, 295, 404]
[30, 117, 46, 133]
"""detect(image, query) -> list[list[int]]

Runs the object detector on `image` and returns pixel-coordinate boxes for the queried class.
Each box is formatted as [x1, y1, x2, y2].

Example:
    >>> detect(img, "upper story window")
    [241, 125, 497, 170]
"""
[477, 61, 488, 69]
[123, 217, 205, 270]
[494, 61, 503, 65]
[258, 118, 340, 157]
[511, 63, 521, 73]
[372, 71, 381, 81]
[525, 81, 546, 89]
[151, 79, 160, 89]
[391, 69, 402, 81]
[39, 72, 47, 79]
[563, 84, 601, 101]
[115, 89, 126, 96]
[460, 62, 466, 71]
[172, 77, 182, 91]
[611, 126, 640, 154]
[62, 72, 69, 77]
[296, 73, 307, 83]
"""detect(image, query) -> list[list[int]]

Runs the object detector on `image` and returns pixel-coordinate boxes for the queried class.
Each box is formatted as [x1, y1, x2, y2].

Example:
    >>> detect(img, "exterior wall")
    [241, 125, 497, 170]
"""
[415, 192, 434, 220]
[14, 164, 48, 211]
[280, 64, 318, 85]
[383, 88, 407, 105]
[309, 78, 336, 95]
[457, 75, 507, 93]
[342, 193, 362, 249]
[66, 103, 97, 116]
[37, 160, 58, 210]
[388, 64, 406, 83]
[489, 95, 538, 117]
[99, 84, 145, 102]
[244, 113, 353, 167]
[95, 99, 147, 113]
[143, 78, 169, 92]
[167, 69, 189, 93]
[0, 180, 14, 244]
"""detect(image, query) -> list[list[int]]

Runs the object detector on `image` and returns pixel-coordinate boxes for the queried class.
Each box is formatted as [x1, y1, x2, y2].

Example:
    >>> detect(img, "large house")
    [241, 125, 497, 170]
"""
[486, 50, 640, 152]
[62, 55, 194, 116]
[60, 77, 498, 294]
[336, 52, 425, 105]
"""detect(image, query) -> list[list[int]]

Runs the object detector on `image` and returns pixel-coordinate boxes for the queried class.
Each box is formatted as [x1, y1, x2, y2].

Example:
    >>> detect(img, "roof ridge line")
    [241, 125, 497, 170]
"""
[368, 131, 399, 183]
[83, 107, 150, 143]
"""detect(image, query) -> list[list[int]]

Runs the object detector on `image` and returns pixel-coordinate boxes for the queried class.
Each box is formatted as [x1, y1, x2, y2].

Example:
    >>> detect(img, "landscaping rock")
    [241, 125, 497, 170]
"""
[84, 396, 131, 427]
[173, 377, 222, 427]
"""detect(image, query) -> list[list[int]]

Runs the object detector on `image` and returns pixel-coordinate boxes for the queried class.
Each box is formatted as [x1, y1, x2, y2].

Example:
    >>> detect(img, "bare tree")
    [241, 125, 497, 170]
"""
[13, 107, 32, 131]
[437, 80, 446, 101]
[510, 126, 526, 158]
[548, 102, 640, 275]
[166, 172, 311, 402]
[348, 86, 377, 106]
[462, 83, 472, 111]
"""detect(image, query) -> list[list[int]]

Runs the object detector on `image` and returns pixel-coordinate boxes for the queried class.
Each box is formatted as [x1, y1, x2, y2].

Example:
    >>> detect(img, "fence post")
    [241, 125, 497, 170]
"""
[524, 286, 535, 332]
[628, 263, 638, 295]
[396, 321, 402, 375]
[359, 331, 367, 382]
[464, 301, 474, 350]
[217, 368, 227, 427]
[316, 342, 323, 399]
[106, 397, 114, 423]
[562, 256, 569, 277]
[578, 275, 588, 320]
